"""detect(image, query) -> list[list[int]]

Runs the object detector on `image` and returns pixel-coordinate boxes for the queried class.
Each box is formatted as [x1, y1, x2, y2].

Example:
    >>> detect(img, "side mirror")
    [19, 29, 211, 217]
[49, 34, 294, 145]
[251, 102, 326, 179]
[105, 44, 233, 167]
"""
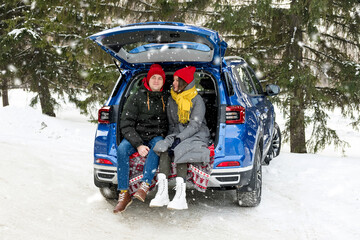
[265, 84, 280, 96]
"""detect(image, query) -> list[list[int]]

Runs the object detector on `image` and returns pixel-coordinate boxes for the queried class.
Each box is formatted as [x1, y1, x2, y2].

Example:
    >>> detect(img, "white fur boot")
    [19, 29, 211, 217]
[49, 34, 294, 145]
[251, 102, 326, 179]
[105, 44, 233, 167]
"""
[167, 177, 188, 210]
[149, 173, 170, 207]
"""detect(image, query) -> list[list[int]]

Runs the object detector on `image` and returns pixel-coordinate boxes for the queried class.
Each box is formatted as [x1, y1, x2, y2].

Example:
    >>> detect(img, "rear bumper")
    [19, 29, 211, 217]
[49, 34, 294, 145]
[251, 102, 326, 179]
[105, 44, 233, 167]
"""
[93, 164, 253, 189]
[208, 166, 253, 188]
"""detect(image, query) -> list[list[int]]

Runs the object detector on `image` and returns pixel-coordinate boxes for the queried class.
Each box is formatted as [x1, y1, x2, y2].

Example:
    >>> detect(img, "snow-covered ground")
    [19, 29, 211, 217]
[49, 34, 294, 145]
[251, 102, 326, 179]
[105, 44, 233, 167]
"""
[1, 89, 359, 240]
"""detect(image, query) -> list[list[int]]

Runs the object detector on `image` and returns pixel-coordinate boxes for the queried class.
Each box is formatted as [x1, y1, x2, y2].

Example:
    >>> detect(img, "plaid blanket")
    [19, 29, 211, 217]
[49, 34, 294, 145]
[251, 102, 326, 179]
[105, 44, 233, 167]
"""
[127, 144, 215, 195]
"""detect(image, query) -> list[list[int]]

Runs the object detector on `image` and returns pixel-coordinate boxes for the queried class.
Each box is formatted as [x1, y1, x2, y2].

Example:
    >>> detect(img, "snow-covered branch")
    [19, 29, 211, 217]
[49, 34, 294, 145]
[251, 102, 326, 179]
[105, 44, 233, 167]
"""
[320, 33, 359, 47]
[0, 5, 29, 18]
[301, 44, 343, 65]
[138, 0, 161, 10]
[57, 34, 83, 39]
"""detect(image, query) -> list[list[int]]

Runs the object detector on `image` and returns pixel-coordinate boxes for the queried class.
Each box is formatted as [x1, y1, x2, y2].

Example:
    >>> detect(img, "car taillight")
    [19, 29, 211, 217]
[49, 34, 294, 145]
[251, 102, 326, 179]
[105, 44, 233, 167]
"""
[226, 106, 245, 124]
[98, 106, 110, 124]
[217, 161, 240, 167]
[96, 158, 113, 165]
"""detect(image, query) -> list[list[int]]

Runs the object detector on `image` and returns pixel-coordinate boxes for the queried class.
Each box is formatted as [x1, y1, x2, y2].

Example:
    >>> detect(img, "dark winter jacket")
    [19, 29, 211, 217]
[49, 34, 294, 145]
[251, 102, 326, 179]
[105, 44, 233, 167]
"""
[120, 85, 168, 149]
[154, 80, 210, 163]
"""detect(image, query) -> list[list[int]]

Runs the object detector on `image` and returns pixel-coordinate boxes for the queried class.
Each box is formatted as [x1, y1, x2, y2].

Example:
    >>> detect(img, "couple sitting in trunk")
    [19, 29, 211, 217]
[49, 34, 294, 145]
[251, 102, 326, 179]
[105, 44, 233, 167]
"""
[114, 64, 210, 213]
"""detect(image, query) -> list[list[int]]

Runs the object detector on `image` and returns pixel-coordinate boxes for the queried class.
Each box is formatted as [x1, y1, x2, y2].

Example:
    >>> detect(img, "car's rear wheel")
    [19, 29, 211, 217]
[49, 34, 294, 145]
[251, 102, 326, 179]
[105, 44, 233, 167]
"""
[99, 186, 118, 200]
[237, 146, 262, 207]
[264, 122, 281, 165]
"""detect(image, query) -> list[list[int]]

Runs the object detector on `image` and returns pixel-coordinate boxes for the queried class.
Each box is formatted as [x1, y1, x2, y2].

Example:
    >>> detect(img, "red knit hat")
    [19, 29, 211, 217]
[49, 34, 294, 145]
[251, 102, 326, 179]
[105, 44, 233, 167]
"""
[174, 66, 196, 84]
[146, 64, 166, 84]
[143, 64, 166, 91]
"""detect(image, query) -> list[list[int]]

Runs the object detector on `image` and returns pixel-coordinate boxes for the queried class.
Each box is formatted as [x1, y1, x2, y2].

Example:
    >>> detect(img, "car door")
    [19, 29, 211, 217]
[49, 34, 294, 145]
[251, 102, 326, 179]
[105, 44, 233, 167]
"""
[232, 63, 272, 151]
[245, 66, 274, 151]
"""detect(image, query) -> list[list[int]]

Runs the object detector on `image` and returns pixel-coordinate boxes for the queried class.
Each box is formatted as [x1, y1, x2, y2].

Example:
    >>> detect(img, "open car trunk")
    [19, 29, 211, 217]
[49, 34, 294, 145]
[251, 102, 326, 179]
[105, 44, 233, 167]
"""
[88, 22, 227, 70]
[115, 70, 219, 147]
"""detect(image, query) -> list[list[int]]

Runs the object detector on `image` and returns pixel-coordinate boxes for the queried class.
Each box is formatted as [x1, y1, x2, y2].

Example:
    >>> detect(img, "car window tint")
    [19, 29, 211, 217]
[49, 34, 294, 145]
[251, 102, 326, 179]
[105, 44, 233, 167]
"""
[247, 67, 263, 94]
[233, 65, 256, 95]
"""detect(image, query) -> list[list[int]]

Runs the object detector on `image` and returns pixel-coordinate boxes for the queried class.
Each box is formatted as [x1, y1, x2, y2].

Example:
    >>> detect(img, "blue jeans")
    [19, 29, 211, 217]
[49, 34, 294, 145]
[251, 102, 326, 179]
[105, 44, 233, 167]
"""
[116, 136, 163, 191]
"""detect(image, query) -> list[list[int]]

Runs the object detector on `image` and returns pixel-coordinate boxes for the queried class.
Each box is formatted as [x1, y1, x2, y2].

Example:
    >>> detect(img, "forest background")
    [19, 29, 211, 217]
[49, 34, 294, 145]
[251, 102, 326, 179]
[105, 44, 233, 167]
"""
[1, 0, 359, 154]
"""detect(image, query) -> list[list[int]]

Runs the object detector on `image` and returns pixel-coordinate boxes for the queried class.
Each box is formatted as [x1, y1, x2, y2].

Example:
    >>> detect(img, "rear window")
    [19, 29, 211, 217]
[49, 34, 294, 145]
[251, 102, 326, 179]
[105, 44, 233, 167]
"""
[127, 42, 211, 54]
[98, 30, 215, 63]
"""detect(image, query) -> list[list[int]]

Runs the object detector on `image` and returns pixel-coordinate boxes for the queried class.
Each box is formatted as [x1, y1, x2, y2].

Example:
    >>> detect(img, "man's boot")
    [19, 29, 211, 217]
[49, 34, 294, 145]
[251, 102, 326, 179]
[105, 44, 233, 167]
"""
[167, 177, 188, 210]
[113, 191, 132, 213]
[134, 182, 150, 202]
[149, 173, 170, 207]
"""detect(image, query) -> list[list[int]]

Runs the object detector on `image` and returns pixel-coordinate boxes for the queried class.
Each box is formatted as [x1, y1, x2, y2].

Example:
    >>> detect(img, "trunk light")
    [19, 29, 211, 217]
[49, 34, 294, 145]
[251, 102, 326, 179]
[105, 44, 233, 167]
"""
[96, 158, 113, 165]
[98, 106, 110, 124]
[217, 161, 240, 167]
[226, 106, 245, 124]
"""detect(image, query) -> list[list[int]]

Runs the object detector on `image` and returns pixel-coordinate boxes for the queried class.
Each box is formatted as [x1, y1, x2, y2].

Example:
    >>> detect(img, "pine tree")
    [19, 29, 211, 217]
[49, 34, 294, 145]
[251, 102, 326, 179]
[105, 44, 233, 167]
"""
[206, 0, 360, 153]
[0, 0, 113, 116]
[0, 1, 22, 107]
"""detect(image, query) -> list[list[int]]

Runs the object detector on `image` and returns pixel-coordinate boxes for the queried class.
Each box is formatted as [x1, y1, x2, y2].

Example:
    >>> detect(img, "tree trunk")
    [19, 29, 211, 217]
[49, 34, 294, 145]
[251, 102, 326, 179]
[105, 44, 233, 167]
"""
[1, 78, 9, 107]
[38, 78, 56, 117]
[288, 1, 307, 153]
[290, 89, 307, 153]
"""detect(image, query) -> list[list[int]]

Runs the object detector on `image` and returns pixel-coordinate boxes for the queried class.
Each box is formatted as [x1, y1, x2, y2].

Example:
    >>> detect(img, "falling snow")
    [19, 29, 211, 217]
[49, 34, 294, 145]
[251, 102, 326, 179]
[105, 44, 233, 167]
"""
[80, 71, 89, 78]
[249, 57, 259, 65]
[288, 63, 293, 70]
[7, 64, 18, 73]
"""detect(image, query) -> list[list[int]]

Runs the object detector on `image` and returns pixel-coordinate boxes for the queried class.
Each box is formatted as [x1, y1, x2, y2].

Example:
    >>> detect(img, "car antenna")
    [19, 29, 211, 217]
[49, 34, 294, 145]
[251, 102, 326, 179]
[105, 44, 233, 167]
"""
[113, 60, 122, 73]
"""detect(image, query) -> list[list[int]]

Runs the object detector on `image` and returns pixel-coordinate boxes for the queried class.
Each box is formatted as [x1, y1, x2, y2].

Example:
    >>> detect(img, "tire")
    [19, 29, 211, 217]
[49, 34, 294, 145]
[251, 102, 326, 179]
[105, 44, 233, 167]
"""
[264, 122, 281, 165]
[237, 146, 262, 207]
[99, 186, 118, 200]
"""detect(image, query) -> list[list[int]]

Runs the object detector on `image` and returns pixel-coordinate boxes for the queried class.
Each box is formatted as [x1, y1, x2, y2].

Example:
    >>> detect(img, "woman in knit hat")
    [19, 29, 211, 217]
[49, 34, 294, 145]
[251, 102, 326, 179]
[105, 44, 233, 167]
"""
[152, 66, 210, 210]
[114, 64, 168, 213]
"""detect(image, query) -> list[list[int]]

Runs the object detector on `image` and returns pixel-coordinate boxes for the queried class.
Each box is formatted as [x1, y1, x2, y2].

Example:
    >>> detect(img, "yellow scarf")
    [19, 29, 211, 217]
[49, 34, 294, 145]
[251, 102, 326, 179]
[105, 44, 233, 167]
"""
[171, 86, 198, 124]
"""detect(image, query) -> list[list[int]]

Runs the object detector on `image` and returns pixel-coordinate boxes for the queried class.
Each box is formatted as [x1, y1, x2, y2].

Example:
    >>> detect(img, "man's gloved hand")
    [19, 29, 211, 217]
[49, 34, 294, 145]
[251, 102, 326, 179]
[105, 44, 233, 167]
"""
[168, 138, 181, 157]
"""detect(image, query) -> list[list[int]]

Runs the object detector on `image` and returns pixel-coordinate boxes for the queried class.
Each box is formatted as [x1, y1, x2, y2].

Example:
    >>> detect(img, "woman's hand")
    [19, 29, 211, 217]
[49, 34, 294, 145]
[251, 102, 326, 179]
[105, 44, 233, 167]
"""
[137, 145, 150, 157]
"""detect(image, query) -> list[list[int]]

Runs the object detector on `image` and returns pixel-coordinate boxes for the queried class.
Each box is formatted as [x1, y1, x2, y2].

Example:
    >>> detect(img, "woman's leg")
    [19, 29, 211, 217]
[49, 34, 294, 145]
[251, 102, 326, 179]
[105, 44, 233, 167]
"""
[176, 163, 188, 180]
[116, 139, 136, 191]
[158, 153, 172, 177]
[167, 163, 188, 210]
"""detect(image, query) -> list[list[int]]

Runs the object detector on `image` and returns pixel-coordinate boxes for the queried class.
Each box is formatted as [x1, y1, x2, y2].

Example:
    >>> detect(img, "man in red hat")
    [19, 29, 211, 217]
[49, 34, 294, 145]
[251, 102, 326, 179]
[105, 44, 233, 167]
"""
[114, 64, 168, 213]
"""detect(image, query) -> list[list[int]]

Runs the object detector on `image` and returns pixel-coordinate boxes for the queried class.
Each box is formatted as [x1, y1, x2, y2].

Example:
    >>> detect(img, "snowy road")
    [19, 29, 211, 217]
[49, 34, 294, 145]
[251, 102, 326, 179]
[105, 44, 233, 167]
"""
[1, 90, 360, 240]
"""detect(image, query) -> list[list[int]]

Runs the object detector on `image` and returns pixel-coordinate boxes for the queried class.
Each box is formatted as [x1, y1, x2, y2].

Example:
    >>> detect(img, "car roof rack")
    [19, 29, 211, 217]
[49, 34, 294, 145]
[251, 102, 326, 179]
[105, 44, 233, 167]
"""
[224, 56, 246, 62]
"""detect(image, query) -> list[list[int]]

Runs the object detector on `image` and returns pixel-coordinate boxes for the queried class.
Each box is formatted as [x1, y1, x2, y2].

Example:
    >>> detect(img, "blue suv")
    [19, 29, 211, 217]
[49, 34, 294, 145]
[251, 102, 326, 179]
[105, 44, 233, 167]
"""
[89, 22, 281, 207]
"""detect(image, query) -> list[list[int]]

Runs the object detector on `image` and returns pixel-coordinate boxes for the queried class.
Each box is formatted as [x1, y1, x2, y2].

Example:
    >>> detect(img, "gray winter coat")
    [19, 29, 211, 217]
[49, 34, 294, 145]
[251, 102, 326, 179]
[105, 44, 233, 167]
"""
[154, 80, 210, 164]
